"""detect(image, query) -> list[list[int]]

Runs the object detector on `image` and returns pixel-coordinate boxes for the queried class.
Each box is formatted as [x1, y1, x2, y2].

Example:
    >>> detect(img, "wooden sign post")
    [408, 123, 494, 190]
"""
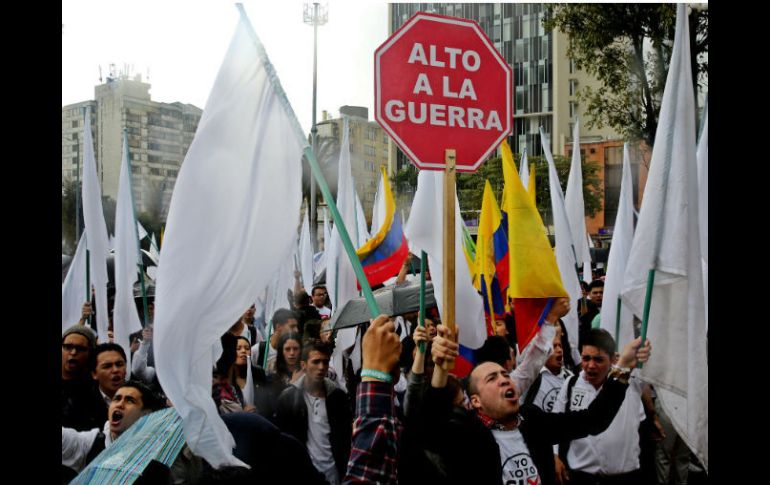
[443, 149, 456, 370]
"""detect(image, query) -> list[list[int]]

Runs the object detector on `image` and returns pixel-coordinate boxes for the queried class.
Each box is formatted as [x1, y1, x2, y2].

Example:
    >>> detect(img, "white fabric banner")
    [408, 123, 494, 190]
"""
[153, 14, 303, 469]
[697, 102, 708, 328]
[620, 4, 707, 471]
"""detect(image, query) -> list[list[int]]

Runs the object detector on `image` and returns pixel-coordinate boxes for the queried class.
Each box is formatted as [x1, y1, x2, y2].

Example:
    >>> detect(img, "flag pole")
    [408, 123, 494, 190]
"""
[85, 249, 93, 328]
[237, 3, 380, 319]
[442, 149, 457, 370]
[418, 251, 426, 354]
[636, 269, 655, 369]
[124, 130, 150, 328]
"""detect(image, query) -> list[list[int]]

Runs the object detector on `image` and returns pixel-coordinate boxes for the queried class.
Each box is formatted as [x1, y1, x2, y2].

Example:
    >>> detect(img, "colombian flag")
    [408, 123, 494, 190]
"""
[500, 141, 568, 351]
[356, 167, 409, 287]
[476, 181, 510, 335]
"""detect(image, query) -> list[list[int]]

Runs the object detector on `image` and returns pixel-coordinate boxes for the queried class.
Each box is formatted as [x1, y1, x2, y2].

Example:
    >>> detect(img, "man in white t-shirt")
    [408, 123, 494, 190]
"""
[274, 339, 352, 484]
[311, 285, 332, 319]
[553, 328, 646, 485]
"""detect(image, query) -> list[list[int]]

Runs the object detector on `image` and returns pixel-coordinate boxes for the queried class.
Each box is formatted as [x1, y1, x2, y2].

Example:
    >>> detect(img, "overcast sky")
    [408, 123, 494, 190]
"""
[62, 0, 389, 134]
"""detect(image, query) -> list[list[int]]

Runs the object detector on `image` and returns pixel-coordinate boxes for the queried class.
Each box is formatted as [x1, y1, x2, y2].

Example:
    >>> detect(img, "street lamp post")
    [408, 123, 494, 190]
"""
[304, 2, 328, 252]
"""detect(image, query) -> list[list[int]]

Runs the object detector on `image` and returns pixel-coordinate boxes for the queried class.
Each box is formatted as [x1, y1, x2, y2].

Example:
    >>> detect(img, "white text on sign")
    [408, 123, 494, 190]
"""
[383, 42, 503, 131]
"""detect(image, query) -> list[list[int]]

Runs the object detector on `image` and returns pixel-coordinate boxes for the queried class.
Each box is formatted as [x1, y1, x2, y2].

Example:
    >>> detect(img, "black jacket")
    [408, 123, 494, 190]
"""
[274, 376, 352, 477]
[413, 376, 630, 485]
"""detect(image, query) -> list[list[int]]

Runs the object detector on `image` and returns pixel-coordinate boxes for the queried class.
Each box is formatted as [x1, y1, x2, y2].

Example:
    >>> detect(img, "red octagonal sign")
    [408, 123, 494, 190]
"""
[375, 12, 512, 172]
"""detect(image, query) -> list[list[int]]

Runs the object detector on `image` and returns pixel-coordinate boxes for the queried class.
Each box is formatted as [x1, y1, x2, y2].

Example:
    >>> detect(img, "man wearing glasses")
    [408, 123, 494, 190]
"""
[62, 324, 106, 431]
[311, 285, 332, 319]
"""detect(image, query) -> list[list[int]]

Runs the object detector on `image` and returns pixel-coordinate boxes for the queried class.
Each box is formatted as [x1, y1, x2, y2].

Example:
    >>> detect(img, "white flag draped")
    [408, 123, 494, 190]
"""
[114, 133, 143, 375]
[541, 127, 582, 353]
[697, 102, 708, 327]
[326, 118, 360, 388]
[620, 4, 707, 471]
[299, 209, 315, 294]
[149, 233, 160, 263]
[153, 14, 303, 469]
[81, 105, 111, 342]
[564, 119, 593, 285]
[404, 170, 485, 350]
[62, 233, 88, 333]
[323, 206, 332, 252]
[599, 144, 635, 346]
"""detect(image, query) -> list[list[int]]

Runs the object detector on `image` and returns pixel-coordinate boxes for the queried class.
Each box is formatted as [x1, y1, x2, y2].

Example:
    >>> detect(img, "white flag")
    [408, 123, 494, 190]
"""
[153, 13, 303, 469]
[136, 221, 148, 241]
[299, 209, 315, 294]
[62, 233, 88, 333]
[541, 127, 582, 354]
[697, 102, 708, 327]
[81, 105, 111, 342]
[620, 4, 707, 471]
[371, 171, 386, 235]
[149, 233, 160, 263]
[326, 118, 360, 388]
[354, 190, 370, 247]
[519, 147, 530, 189]
[599, 144, 635, 346]
[564, 119, 593, 285]
[114, 133, 143, 376]
[404, 170, 485, 350]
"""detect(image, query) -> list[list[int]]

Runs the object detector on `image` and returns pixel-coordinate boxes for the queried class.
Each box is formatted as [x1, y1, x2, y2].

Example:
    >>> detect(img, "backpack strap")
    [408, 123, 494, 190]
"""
[557, 374, 580, 461]
[523, 372, 543, 407]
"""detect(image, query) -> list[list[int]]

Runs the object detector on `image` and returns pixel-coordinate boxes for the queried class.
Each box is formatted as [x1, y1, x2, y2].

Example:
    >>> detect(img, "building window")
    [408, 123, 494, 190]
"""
[71, 120, 79, 128]
[71, 133, 78, 141]
[72, 156, 78, 164]
[569, 79, 578, 96]
[569, 101, 578, 119]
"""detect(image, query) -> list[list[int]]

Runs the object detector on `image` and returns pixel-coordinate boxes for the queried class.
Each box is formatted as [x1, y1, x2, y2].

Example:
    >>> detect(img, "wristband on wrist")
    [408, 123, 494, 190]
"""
[361, 368, 393, 383]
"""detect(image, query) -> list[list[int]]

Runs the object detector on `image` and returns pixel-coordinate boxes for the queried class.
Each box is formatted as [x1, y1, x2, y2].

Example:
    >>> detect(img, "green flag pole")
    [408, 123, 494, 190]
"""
[636, 269, 655, 369]
[124, 129, 150, 328]
[237, 3, 379, 319]
[418, 251, 427, 354]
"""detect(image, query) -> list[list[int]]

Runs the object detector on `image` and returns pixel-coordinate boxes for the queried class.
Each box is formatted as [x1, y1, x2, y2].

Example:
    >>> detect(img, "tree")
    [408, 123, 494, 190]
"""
[400, 152, 603, 223]
[544, 4, 708, 150]
[62, 178, 82, 255]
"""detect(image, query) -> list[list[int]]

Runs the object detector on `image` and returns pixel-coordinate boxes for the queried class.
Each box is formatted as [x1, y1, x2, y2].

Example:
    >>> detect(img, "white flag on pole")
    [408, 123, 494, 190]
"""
[620, 4, 707, 471]
[81, 105, 111, 342]
[299, 209, 315, 294]
[404, 170, 485, 350]
[519, 147, 530, 189]
[599, 144, 635, 346]
[354, 190, 370, 247]
[62, 233, 88, 333]
[370, 170, 386, 235]
[114, 133, 143, 376]
[326, 117, 360, 388]
[541, 127, 582, 354]
[153, 12, 303, 469]
[136, 221, 148, 241]
[564, 119, 593, 285]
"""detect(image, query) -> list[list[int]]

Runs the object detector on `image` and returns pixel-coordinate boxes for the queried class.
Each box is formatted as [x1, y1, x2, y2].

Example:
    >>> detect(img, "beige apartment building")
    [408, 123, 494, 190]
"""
[62, 73, 202, 218]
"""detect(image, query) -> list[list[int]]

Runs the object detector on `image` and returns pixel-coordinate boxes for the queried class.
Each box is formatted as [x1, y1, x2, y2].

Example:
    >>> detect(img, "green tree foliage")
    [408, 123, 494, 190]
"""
[62, 178, 82, 255]
[455, 153, 602, 220]
[544, 4, 708, 148]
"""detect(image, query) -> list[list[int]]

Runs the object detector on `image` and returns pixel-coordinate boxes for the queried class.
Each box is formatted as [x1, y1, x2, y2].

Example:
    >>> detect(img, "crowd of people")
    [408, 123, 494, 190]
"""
[62, 257, 706, 485]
